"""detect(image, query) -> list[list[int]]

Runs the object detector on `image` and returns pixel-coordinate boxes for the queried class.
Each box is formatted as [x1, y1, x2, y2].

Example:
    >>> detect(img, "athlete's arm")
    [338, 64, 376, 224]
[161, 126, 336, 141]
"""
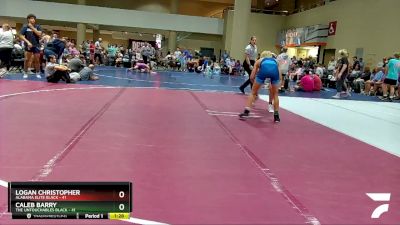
[244, 45, 252, 68]
[19, 26, 32, 48]
[19, 35, 32, 48]
[28, 23, 43, 37]
[250, 59, 261, 82]
[54, 65, 69, 71]
[338, 63, 347, 78]
[244, 52, 251, 67]
[384, 62, 389, 75]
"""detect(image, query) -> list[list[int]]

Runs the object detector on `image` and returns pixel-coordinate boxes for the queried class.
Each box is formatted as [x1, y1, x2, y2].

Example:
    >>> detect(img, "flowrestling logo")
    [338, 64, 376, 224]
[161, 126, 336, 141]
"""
[366, 193, 391, 219]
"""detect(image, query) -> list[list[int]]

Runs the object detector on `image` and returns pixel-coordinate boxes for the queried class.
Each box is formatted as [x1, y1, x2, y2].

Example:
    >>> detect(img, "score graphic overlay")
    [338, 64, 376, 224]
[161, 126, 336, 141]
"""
[8, 182, 132, 220]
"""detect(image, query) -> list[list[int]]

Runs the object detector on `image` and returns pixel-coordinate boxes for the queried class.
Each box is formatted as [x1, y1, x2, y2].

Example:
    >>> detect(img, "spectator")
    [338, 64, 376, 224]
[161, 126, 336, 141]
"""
[174, 47, 182, 59]
[291, 65, 304, 82]
[313, 73, 322, 91]
[20, 14, 43, 79]
[79, 64, 99, 81]
[327, 56, 337, 75]
[164, 51, 173, 61]
[0, 23, 14, 78]
[81, 40, 87, 58]
[315, 64, 324, 77]
[364, 67, 385, 95]
[277, 47, 291, 91]
[291, 56, 298, 65]
[115, 50, 123, 67]
[204, 60, 212, 75]
[201, 56, 209, 71]
[213, 61, 221, 75]
[119, 45, 125, 54]
[14, 38, 23, 51]
[88, 40, 94, 64]
[352, 56, 360, 70]
[45, 55, 71, 83]
[94, 38, 103, 65]
[44, 36, 67, 63]
[178, 53, 186, 72]
[359, 58, 364, 71]
[377, 57, 388, 68]
[396, 77, 400, 100]
[107, 44, 117, 66]
[66, 54, 99, 81]
[296, 70, 314, 92]
[348, 64, 362, 88]
[380, 53, 400, 101]
[332, 49, 350, 99]
[234, 60, 241, 75]
[353, 66, 371, 94]
[68, 55, 85, 73]
[69, 43, 80, 58]
[221, 59, 229, 75]
[187, 59, 197, 72]
[222, 50, 229, 62]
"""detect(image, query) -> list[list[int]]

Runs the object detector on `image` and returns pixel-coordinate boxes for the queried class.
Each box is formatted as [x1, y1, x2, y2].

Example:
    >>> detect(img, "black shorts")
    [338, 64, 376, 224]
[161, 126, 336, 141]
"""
[26, 47, 40, 54]
[384, 78, 397, 86]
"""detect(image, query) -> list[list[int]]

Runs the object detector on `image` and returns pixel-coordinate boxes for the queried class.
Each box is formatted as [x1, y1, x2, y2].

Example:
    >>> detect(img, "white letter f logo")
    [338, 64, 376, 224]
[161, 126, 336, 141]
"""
[366, 193, 391, 219]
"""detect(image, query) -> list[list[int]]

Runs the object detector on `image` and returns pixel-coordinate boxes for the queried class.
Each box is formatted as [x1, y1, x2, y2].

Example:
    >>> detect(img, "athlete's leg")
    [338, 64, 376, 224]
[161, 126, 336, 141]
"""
[240, 82, 262, 118]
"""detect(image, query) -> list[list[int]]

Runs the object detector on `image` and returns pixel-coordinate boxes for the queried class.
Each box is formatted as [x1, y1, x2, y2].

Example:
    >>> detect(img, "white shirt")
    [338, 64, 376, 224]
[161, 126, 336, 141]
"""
[174, 50, 182, 59]
[45, 62, 57, 77]
[245, 44, 257, 61]
[316, 67, 324, 77]
[225, 58, 231, 66]
[135, 52, 142, 60]
[14, 43, 23, 50]
[165, 54, 174, 60]
[327, 60, 337, 70]
[0, 30, 14, 49]
[95, 41, 102, 54]
[277, 53, 291, 74]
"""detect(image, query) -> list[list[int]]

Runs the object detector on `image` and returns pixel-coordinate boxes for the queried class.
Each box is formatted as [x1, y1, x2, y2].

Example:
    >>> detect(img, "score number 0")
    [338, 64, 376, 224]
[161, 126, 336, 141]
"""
[119, 191, 125, 211]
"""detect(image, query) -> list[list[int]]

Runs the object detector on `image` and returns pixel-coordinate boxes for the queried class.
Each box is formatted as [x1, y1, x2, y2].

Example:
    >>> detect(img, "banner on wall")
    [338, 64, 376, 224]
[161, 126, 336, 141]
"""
[277, 24, 329, 47]
[156, 34, 162, 49]
[276, 28, 304, 47]
[129, 40, 157, 51]
[328, 21, 337, 36]
[304, 24, 329, 44]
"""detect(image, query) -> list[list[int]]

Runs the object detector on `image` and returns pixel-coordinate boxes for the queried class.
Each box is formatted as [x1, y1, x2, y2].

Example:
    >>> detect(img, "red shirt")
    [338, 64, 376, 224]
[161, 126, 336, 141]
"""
[300, 74, 314, 92]
[89, 43, 95, 54]
[313, 75, 322, 91]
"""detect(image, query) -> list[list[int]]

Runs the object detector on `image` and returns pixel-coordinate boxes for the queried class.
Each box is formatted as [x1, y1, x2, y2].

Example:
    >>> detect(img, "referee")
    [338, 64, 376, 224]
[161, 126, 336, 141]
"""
[239, 36, 258, 94]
